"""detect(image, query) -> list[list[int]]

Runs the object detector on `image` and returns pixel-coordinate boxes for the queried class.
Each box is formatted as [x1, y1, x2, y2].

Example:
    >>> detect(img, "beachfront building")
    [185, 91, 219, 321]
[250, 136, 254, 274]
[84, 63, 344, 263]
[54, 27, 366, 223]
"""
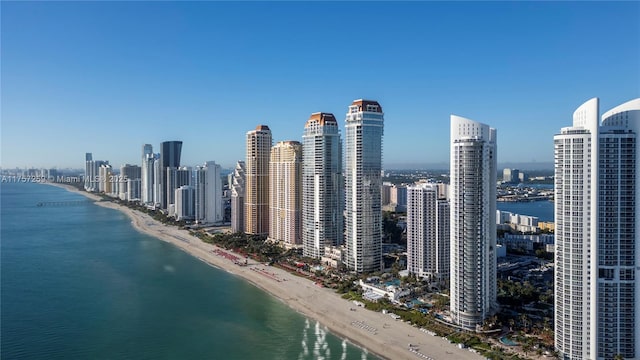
[166, 166, 191, 209]
[84, 153, 92, 190]
[231, 161, 246, 233]
[245, 125, 272, 235]
[127, 178, 141, 202]
[302, 112, 343, 258]
[344, 99, 384, 273]
[153, 156, 162, 206]
[358, 279, 410, 304]
[194, 161, 223, 225]
[449, 115, 498, 330]
[119, 164, 141, 201]
[141, 144, 154, 204]
[269, 141, 302, 246]
[98, 163, 110, 194]
[554, 98, 640, 360]
[159, 141, 183, 209]
[406, 183, 450, 281]
[84, 155, 108, 193]
[175, 185, 195, 221]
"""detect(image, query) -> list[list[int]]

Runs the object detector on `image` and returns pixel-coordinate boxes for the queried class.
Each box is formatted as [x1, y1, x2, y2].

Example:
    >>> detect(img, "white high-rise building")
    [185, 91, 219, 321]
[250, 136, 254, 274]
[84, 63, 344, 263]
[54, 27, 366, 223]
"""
[302, 112, 343, 258]
[175, 185, 195, 221]
[269, 141, 302, 246]
[84, 156, 106, 193]
[84, 153, 92, 190]
[344, 99, 384, 273]
[554, 98, 639, 360]
[406, 183, 450, 281]
[231, 161, 246, 233]
[449, 115, 497, 330]
[502, 168, 520, 183]
[119, 164, 141, 201]
[127, 179, 141, 201]
[166, 166, 191, 208]
[194, 161, 223, 225]
[152, 156, 162, 206]
[141, 144, 154, 204]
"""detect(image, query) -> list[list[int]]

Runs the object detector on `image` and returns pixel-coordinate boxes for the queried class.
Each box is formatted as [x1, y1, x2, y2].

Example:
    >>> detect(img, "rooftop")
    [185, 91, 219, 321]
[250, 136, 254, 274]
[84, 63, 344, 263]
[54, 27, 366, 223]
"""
[351, 99, 383, 113]
[306, 112, 338, 127]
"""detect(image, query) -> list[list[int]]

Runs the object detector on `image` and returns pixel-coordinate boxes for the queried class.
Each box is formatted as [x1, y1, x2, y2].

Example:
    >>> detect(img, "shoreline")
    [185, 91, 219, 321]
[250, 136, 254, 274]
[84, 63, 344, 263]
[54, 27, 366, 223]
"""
[43, 182, 482, 360]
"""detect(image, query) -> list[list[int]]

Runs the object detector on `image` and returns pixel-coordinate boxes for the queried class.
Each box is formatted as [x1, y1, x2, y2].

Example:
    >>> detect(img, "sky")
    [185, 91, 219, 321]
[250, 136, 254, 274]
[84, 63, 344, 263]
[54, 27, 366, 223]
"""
[2, 1, 639, 170]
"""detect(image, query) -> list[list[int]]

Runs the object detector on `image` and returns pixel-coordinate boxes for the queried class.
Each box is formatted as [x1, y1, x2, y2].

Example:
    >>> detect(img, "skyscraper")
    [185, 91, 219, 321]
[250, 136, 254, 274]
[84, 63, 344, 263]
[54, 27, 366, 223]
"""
[269, 141, 302, 246]
[449, 115, 497, 330]
[84, 153, 92, 190]
[160, 141, 183, 209]
[245, 125, 272, 235]
[152, 155, 162, 206]
[554, 98, 639, 359]
[231, 161, 246, 233]
[598, 99, 639, 360]
[302, 112, 343, 258]
[344, 99, 384, 273]
[141, 144, 154, 204]
[194, 161, 223, 225]
[119, 164, 141, 201]
[175, 185, 195, 221]
[406, 183, 450, 281]
[166, 166, 191, 208]
[84, 154, 107, 193]
[99, 163, 113, 194]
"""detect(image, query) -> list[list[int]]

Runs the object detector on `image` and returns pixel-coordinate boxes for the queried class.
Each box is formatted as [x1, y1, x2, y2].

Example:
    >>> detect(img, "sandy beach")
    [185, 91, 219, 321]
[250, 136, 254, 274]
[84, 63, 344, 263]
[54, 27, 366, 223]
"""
[45, 182, 482, 360]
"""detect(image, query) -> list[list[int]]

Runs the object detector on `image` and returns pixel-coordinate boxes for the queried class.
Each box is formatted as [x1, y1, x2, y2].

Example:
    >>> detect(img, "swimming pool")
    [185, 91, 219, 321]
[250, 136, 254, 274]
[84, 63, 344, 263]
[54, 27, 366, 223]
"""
[499, 336, 519, 346]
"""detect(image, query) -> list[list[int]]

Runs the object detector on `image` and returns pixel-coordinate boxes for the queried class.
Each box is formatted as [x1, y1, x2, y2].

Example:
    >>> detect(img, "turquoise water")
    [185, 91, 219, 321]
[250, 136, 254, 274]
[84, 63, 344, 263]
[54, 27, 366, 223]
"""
[1, 183, 376, 359]
[499, 336, 518, 346]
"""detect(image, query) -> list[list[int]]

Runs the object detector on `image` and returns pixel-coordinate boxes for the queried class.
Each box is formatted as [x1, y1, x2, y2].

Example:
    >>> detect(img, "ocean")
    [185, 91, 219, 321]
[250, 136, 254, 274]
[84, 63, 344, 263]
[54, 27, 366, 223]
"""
[1, 183, 376, 360]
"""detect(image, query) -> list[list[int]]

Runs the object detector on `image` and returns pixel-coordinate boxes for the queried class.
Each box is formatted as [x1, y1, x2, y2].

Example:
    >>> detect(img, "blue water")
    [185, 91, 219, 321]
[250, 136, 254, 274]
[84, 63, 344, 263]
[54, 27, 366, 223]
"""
[1, 183, 376, 359]
[499, 336, 518, 346]
[497, 200, 554, 222]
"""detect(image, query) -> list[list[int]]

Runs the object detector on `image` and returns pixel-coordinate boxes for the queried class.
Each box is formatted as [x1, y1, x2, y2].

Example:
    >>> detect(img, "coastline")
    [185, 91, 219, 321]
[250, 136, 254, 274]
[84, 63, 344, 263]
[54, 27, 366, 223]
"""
[44, 182, 482, 360]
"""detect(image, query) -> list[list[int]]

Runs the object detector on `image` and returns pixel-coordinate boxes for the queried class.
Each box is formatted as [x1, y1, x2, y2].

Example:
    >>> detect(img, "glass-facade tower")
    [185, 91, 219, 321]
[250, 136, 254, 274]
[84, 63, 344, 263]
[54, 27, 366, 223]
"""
[302, 112, 343, 258]
[344, 99, 384, 273]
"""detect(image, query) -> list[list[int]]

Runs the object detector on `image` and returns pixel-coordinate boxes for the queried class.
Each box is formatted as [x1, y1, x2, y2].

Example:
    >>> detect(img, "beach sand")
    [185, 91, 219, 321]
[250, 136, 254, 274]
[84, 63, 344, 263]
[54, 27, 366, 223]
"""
[45, 182, 483, 360]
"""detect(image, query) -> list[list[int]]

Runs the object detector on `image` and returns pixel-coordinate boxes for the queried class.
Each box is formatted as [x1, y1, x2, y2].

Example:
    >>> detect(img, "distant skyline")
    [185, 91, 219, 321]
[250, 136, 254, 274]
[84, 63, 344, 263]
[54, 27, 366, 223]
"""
[2, 2, 639, 169]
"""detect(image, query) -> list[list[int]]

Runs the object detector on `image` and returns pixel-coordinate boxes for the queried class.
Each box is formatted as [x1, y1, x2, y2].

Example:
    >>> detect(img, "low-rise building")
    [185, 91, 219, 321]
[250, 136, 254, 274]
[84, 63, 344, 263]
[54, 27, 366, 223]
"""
[320, 246, 343, 268]
[359, 279, 410, 304]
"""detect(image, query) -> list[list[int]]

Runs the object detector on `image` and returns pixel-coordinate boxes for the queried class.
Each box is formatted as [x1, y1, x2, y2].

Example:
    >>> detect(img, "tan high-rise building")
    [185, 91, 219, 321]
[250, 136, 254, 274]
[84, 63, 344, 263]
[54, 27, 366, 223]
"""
[245, 125, 272, 235]
[269, 141, 302, 246]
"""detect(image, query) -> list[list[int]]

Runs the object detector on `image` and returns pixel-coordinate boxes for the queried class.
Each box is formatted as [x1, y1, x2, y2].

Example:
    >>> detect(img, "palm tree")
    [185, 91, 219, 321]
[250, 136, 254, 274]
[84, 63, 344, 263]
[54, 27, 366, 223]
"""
[519, 313, 528, 331]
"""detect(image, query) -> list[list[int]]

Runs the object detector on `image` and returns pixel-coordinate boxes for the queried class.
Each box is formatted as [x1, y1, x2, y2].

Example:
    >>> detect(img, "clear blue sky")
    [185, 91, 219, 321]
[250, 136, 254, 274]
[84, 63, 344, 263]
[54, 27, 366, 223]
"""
[2, 1, 639, 170]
